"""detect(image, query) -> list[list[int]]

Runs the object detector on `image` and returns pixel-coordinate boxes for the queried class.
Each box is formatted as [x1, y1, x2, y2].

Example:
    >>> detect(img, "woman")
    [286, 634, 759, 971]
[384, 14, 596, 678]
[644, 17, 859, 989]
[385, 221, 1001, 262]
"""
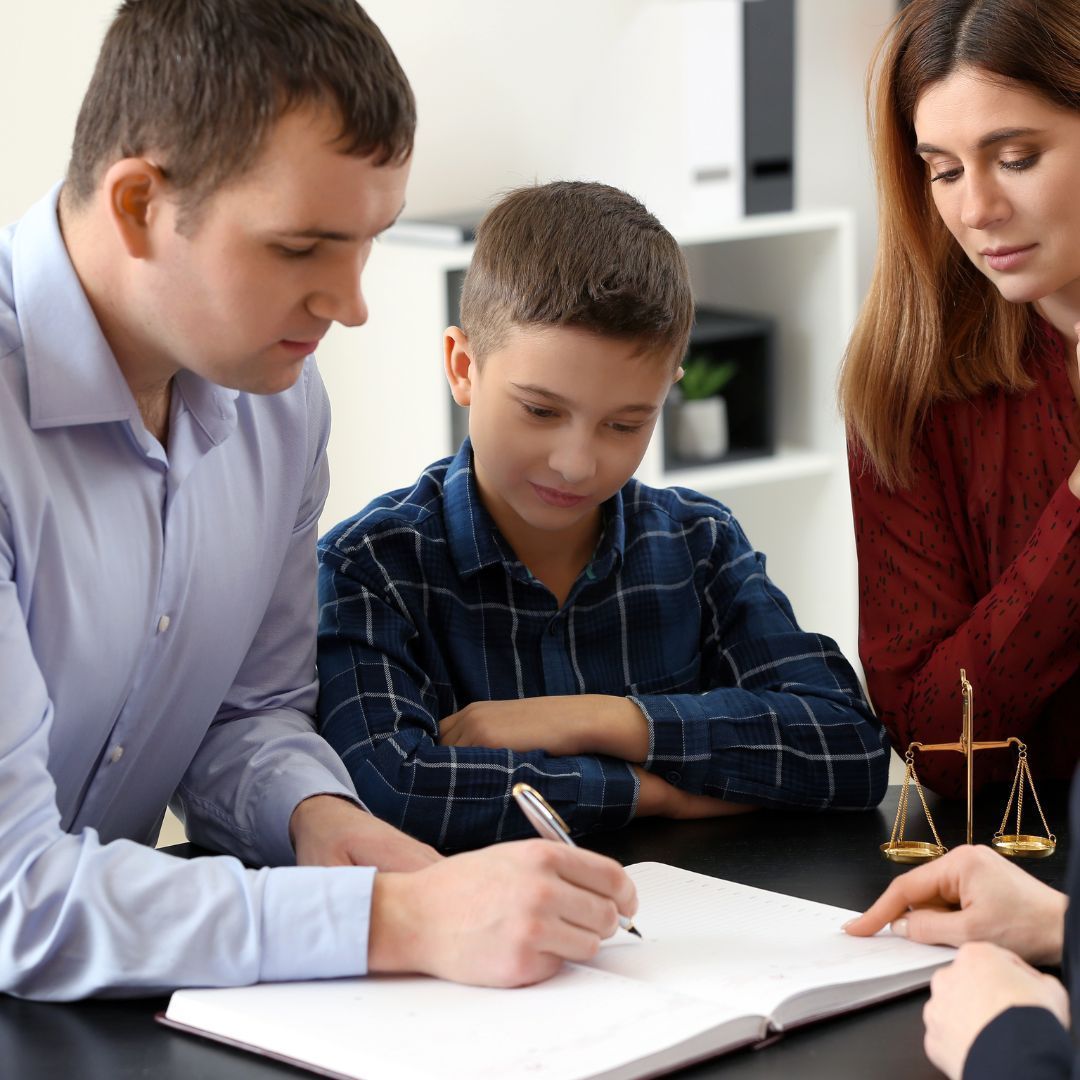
[840, 0, 1080, 799]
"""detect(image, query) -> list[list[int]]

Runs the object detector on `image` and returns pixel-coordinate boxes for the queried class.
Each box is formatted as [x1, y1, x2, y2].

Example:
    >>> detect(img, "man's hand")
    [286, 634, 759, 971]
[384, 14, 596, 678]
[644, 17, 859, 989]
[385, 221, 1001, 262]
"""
[368, 839, 637, 987]
[843, 845, 1067, 965]
[923, 942, 1070, 1080]
[633, 767, 756, 819]
[438, 695, 649, 760]
[289, 794, 441, 871]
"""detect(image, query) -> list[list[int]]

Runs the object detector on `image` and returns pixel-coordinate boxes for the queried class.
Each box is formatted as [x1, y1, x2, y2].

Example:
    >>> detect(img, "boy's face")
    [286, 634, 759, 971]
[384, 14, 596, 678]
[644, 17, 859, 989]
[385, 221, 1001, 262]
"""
[130, 104, 409, 395]
[448, 324, 676, 554]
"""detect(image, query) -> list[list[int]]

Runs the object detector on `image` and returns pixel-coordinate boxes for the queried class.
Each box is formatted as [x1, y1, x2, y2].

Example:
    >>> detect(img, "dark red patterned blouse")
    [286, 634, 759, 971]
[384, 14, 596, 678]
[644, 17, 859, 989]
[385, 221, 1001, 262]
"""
[850, 319, 1080, 799]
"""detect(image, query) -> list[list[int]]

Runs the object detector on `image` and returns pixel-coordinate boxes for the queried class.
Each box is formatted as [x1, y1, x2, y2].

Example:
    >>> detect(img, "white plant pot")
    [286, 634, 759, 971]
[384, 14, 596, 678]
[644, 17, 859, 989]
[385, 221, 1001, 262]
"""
[674, 396, 729, 462]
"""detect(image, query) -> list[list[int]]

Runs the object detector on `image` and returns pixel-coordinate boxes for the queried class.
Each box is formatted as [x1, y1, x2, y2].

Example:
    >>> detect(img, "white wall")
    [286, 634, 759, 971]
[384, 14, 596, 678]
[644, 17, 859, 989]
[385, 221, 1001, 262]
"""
[2, 1, 895, 288]
[1, 5, 115, 225]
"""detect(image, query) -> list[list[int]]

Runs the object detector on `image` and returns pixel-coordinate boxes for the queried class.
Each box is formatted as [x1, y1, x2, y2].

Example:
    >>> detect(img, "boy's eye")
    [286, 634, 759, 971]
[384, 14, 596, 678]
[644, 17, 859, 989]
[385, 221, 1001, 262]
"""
[521, 402, 557, 420]
[276, 244, 317, 258]
[610, 422, 644, 435]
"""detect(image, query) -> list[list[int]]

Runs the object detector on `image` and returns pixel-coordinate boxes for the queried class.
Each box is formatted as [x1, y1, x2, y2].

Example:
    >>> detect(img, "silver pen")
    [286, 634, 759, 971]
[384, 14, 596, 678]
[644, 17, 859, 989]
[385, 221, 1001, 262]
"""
[512, 782, 641, 938]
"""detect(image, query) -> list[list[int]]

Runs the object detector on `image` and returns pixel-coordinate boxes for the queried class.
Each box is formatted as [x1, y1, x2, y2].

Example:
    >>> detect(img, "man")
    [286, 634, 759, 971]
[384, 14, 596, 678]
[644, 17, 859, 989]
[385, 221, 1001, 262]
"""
[0, 0, 634, 1000]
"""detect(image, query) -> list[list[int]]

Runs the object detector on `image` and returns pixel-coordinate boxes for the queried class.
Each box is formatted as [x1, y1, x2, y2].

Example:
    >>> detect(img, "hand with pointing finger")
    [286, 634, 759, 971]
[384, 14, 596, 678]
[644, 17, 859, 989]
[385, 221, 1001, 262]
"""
[843, 844, 1067, 966]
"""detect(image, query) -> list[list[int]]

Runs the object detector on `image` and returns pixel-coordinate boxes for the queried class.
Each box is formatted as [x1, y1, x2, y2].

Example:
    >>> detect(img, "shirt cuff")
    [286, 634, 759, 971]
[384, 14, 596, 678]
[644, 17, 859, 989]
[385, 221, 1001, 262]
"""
[258, 865, 376, 982]
[568, 756, 638, 834]
[631, 694, 712, 790]
[963, 1005, 1072, 1080]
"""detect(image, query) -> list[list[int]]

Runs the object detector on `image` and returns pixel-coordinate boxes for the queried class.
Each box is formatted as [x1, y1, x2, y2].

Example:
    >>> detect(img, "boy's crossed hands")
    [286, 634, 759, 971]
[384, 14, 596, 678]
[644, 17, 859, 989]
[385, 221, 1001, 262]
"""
[439, 695, 753, 820]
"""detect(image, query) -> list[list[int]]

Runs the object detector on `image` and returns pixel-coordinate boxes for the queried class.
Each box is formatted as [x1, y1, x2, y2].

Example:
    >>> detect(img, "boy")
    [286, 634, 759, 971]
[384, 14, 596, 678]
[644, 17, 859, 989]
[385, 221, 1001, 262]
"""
[318, 181, 889, 853]
[1, 2, 634, 1000]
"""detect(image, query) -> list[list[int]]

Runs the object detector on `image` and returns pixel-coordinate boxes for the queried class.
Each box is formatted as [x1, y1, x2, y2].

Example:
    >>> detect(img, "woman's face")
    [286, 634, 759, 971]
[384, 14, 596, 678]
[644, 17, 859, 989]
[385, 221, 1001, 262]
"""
[914, 66, 1080, 315]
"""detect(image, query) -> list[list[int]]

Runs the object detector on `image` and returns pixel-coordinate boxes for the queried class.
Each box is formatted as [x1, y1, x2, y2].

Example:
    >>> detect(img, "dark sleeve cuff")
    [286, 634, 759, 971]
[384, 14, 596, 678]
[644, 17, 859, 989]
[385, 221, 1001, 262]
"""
[569, 756, 638, 835]
[963, 1006, 1072, 1080]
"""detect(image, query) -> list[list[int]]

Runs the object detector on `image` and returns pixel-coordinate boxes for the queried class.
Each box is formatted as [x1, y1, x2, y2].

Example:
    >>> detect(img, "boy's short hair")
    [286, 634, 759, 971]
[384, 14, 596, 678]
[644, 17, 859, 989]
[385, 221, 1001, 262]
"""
[460, 181, 693, 367]
[65, 0, 414, 224]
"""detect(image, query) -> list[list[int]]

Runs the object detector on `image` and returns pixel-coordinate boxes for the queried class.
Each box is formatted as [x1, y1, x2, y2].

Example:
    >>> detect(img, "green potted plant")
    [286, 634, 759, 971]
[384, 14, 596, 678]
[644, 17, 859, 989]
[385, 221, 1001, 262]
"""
[673, 354, 738, 461]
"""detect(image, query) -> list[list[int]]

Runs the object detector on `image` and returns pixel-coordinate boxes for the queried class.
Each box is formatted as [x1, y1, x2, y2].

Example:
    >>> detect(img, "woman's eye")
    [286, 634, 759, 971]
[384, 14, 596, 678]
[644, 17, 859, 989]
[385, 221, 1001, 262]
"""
[929, 166, 962, 184]
[1001, 153, 1039, 173]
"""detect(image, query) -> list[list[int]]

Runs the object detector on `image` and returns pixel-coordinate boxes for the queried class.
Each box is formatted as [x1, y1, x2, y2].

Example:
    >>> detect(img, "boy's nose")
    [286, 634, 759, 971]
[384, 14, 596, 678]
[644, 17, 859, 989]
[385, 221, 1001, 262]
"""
[549, 441, 597, 486]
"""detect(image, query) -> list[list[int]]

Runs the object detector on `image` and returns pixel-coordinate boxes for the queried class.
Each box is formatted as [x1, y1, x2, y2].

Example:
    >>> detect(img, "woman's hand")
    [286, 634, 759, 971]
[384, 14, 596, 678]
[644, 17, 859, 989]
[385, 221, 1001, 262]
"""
[924, 942, 1069, 1080]
[843, 844, 1068, 966]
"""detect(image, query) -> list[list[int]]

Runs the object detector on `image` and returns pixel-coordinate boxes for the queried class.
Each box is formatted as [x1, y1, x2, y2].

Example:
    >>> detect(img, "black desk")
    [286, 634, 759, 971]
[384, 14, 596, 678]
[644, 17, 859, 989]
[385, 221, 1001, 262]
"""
[1, 785, 1069, 1079]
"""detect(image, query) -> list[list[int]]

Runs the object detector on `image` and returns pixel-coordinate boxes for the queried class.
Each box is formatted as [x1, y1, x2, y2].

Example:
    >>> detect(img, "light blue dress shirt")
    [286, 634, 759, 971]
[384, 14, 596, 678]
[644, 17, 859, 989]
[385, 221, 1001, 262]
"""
[0, 186, 374, 1000]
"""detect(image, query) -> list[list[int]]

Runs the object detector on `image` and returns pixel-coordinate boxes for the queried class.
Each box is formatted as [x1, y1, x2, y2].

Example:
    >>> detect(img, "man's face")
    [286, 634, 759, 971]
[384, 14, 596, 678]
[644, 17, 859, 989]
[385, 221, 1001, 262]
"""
[454, 324, 675, 554]
[138, 104, 410, 394]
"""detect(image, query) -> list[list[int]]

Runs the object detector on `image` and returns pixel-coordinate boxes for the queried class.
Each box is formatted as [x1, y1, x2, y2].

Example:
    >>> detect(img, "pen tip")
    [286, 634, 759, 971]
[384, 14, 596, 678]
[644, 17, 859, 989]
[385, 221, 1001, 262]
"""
[627, 925, 642, 939]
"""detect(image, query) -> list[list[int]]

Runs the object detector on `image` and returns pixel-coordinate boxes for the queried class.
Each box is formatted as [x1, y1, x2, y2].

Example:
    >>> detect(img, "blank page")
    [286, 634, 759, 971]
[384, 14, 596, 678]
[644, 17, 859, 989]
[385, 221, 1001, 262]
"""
[592, 863, 954, 1020]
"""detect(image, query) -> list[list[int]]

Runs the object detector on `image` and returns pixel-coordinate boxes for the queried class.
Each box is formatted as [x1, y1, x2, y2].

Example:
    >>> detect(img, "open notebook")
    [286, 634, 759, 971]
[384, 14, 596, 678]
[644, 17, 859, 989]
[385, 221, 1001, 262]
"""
[160, 862, 954, 1080]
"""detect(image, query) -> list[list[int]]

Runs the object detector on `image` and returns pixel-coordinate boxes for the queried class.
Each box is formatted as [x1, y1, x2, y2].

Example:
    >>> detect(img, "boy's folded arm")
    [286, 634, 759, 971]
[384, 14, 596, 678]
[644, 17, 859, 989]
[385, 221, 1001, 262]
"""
[317, 580, 637, 852]
[630, 648, 888, 810]
[437, 694, 649, 760]
[626, 525, 889, 811]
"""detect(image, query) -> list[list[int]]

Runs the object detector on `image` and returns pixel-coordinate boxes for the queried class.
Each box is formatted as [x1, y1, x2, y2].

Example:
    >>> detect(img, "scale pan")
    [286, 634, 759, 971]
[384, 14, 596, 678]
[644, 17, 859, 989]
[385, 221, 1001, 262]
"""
[880, 840, 945, 863]
[991, 834, 1056, 859]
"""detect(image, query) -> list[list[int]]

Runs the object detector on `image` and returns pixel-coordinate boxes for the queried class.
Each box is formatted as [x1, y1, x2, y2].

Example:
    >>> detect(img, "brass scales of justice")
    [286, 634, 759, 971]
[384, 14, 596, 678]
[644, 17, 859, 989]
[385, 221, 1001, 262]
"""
[882, 669, 1056, 863]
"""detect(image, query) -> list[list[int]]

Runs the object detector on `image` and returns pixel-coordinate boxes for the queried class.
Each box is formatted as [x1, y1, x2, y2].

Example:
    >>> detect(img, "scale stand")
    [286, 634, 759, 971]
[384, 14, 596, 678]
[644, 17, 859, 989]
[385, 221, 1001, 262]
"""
[881, 670, 1055, 863]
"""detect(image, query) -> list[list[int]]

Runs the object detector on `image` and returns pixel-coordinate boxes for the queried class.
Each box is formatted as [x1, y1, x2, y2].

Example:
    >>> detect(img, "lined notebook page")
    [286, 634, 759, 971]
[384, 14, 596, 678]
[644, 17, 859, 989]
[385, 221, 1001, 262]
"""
[593, 862, 953, 1019]
[165, 862, 954, 1080]
[165, 959, 730, 1080]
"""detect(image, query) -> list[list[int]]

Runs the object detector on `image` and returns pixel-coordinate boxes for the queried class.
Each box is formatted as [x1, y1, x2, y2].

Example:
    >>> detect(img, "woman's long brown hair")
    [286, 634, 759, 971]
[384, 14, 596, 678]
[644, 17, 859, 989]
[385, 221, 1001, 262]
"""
[840, 0, 1080, 489]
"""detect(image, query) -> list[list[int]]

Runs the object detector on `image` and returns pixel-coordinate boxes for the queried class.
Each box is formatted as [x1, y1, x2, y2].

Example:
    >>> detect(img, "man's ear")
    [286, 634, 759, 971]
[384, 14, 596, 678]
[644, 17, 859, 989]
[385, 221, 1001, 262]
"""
[100, 158, 169, 259]
[444, 326, 478, 406]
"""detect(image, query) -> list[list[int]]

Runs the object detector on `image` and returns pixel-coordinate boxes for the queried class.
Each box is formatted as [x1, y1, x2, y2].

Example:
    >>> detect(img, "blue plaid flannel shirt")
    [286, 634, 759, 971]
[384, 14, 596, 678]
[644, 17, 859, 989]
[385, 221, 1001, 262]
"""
[317, 440, 888, 852]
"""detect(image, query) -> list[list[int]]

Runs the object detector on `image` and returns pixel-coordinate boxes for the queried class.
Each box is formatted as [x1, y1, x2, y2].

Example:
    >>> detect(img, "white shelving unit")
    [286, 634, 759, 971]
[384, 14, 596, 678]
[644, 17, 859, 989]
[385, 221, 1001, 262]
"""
[316, 208, 860, 663]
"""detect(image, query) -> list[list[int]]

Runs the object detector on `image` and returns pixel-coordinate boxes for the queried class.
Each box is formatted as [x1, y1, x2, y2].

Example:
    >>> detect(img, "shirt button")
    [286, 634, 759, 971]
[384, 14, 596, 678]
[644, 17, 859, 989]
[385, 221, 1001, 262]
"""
[666, 771, 681, 784]
[157, 614, 171, 633]
[109, 745, 125, 764]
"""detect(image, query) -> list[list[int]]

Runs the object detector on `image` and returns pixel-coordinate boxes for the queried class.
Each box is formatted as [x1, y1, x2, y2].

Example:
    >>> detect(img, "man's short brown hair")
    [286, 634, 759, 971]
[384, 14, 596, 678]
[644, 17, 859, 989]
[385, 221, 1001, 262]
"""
[460, 181, 693, 366]
[65, 0, 414, 219]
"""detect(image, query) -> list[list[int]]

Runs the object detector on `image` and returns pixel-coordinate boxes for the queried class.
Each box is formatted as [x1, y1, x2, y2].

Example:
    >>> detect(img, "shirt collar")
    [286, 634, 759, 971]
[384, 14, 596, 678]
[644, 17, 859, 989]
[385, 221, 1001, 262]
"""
[13, 183, 238, 444]
[442, 438, 627, 581]
[443, 439, 514, 577]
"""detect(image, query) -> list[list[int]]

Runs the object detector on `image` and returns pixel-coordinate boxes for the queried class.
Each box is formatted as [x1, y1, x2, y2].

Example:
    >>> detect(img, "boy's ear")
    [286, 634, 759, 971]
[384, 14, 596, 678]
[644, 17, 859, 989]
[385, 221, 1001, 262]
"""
[444, 326, 478, 406]
[673, 365, 685, 383]
[101, 158, 170, 259]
